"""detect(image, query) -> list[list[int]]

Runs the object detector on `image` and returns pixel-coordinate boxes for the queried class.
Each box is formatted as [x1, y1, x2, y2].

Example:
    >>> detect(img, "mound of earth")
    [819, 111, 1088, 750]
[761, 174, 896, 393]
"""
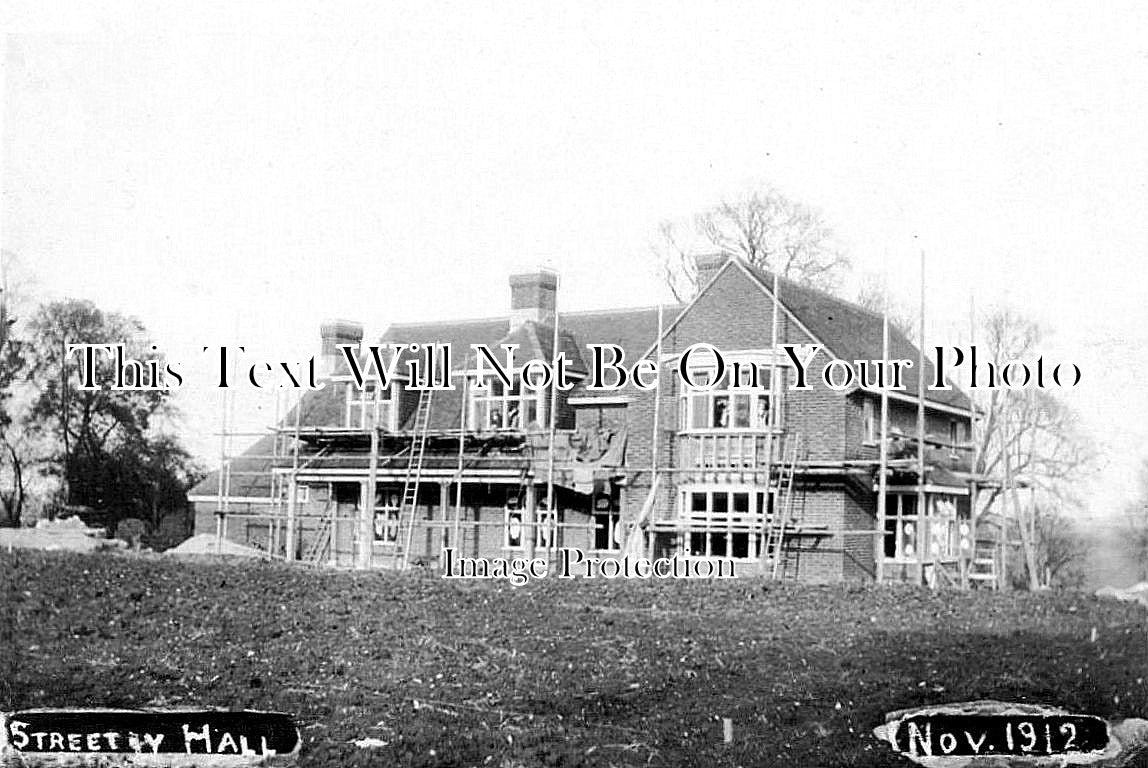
[1095, 581, 1148, 607]
[164, 533, 268, 558]
[0, 516, 121, 553]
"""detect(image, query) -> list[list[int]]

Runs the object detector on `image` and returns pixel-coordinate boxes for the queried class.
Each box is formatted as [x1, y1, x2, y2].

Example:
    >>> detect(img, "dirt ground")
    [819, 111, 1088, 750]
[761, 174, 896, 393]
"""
[2, 550, 1145, 767]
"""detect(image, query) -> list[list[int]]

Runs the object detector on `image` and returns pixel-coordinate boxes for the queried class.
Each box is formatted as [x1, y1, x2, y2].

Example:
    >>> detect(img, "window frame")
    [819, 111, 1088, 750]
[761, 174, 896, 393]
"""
[373, 488, 402, 543]
[882, 493, 961, 562]
[677, 364, 780, 434]
[862, 398, 877, 446]
[679, 485, 774, 561]
[501, 492, 560, 550]
[340, 377, 397, 430]
[503, 494, 524, 549]
[468, 373, 545, 432]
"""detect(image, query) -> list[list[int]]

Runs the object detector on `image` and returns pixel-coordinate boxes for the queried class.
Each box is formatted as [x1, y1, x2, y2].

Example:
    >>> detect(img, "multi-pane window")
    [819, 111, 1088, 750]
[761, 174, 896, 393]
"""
[503, 493, 558, 549]
[344, 379, 395, 429]
[470, 376, 542, 431]
[883, 494, 918, 560]
[679, 368, 777, 431]
[373, 489, 401, 543]
[882, 494, 961, 561]
[682, 488, 773, 559]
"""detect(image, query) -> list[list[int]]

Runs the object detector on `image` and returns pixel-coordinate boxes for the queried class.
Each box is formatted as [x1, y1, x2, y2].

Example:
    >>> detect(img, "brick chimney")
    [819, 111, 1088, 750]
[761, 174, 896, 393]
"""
[318, 319, 364, 379]
[694, 252, 730, 287]
[508, 269, 558, 330]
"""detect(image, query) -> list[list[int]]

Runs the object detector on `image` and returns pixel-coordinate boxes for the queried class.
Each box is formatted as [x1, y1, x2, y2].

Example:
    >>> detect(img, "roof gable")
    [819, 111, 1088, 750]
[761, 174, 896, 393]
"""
[736, 260, 971, 411]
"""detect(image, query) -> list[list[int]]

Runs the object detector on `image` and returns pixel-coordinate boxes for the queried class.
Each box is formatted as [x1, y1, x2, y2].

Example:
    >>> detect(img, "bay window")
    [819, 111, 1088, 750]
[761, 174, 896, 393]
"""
[679, 367, 778, 431]
[681, 487, 773, 560]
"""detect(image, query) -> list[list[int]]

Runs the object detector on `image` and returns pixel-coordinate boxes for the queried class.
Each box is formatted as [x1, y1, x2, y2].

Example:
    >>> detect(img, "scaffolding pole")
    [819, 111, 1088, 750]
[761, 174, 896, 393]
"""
[876, 264, 890, 583]
[453, 353, 468, 554]
[215, 386, 229, 555]
[758, 271, 780, 572]
[544, 276, 561, 560]
[646, 302, 664, 559]
[918, 250, 929, 588]
[361, 426, 379, 570]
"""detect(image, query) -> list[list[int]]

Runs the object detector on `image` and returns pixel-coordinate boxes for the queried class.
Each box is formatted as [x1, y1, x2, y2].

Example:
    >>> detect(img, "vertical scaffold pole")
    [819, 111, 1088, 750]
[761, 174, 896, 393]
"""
[758, 271, 780, 573]
[917, 250, 928, 587]
[877, 264, 890, 583]
[544, 275, 561, 560]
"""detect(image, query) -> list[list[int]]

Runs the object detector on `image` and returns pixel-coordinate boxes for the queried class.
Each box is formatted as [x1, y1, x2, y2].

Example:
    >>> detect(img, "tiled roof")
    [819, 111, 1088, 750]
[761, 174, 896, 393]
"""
[738, 260, 972, 411]
[382, 307, 679, 373]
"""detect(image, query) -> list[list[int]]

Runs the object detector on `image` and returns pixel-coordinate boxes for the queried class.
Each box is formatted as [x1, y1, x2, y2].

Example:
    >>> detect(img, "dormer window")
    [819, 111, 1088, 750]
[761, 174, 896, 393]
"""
[343, 378, 395, 430]
[469, 374, 544, 432]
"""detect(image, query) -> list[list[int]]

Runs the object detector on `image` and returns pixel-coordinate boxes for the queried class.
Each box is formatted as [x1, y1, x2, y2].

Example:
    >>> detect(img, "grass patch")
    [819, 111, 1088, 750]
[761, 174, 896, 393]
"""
[2, 550, 1145, 767]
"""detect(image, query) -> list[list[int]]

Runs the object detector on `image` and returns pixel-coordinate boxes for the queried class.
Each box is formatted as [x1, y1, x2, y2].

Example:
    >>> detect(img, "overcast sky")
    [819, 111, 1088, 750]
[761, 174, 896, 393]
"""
[3, 1, 1147, 520]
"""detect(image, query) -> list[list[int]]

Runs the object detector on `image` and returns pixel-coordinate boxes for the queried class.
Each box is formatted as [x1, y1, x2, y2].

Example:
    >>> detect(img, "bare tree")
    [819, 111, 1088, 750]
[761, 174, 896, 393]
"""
[1032, 507, 1088, 588]
[1121, 458, 1148, 581]
[655, 186, 850, 301]
[0, 251, 31, 526]
[853, 272, 918, 341]
[971, 308, 1094, 588]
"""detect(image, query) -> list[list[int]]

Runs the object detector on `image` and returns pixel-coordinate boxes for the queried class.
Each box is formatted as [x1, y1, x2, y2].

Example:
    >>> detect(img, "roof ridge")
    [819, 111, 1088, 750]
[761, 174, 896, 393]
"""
[386, 316, 506, 328]
[561, 303, 684, 318]
[384, 303, 683, 330]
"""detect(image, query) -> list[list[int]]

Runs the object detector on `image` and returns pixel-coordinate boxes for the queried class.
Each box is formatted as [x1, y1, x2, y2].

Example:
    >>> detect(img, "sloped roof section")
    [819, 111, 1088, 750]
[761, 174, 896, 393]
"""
[381, 317, 511, 360]
[495, 322, 586, 374]
[738, 260, 971, 411]
[189, 432, 275, 498]
[381, 307, 680, 370]
[381, 307, 682, 398]
[189, 385, 345, 498]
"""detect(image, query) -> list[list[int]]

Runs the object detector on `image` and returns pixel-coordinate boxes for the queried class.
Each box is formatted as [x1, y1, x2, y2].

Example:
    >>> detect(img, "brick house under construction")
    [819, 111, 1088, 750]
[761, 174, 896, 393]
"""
[190, 254, 990, 585]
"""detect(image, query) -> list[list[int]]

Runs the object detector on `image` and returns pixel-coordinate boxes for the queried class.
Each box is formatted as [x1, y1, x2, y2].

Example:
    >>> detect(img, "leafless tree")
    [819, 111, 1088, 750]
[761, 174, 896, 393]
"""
[971, 308, 1094, 588]
[853, 272, 918, 341]
[654, 186, 850, 301]
[1032, 506, 1088, 588]
[1121, 458, 1148, 581]
[0, 251, 31, 526]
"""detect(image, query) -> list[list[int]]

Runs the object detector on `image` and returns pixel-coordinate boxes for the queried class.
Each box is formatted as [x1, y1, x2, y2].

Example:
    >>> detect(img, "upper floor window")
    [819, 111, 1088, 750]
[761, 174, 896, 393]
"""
[679, 367, 778, 431]
[863, 399, 877, 445]
[949, 419, 964, 448]
[344, 378, 395, 430]
[469, 375, 544, 431]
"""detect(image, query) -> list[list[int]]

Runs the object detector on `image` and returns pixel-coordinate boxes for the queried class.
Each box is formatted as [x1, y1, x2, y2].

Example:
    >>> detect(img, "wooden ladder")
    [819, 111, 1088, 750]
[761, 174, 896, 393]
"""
[968, 538, 1000, 589]
[395, 388, 435, 569]
[303, 500, 335, 565]
[766, 434, 802, 580]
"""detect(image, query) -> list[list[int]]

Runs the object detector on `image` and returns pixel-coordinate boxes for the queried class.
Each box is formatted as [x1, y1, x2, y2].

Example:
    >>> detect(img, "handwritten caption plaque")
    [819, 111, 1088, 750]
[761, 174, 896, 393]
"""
[1, 709, 300, 767]
[873, 700, 1148, 767]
